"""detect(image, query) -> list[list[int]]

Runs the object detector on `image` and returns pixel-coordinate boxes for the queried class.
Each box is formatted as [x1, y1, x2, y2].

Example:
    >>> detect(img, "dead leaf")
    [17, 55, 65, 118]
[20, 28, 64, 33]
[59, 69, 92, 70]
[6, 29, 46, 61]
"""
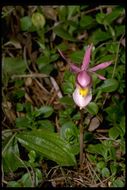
[88, 117, 100, 132]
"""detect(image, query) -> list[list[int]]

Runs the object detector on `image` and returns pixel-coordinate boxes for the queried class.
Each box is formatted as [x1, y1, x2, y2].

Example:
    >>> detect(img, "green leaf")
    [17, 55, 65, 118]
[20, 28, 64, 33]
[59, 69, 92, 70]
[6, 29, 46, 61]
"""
[67, 6, 80, 18]
[96, 13, 106, 24]
[16, 103, 24, 112]
[87, 144, 105, 156]
[19, 173, 32, 187]
[16, 129, 76, 166]
[115, 25, 125, 38]
[20, 16, 32, 31]
[96, 161, 106, 171]
[2, 137, 23, 173]
[98, 79, 119, 93]
[7, 181, 21, 187]
[34, 106, 54, 118]
[80, 15, 95, 29]
[110, 162, 118, 175]
[86, 102, 99, 115]
[56, 42, 68, 51]
[101, 167, 110, 178]
[59, 96, 74, 106]
[53, 25, 77, 42]
[69, 50, 84, 64]
[28, 150, 36, 163]
[62, 71, 75, 94]
[60, 121, 79, 155]
[36, 54, 56, 74]
[112, 179, 125, 187]
[3, 57, 27, 76]
[106, 43, 119, 54]
[120, 51, 125, 64]
[104, 6, 124, 25]
[37, 120, 55, 132]
[83, 131, 94, 143]
[119, 116, 125, 135]
[58, 6, 68, 21]
[109, 126, 120, 139]
[91, 29, 111, 45]
[16, 117, 30, 129]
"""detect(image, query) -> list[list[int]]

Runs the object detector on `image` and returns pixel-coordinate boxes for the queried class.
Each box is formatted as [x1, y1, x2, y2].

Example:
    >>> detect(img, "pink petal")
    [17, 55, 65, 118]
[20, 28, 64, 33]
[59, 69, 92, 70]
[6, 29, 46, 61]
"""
[89, 61, 112, 72]
[81, 44, 93, 70]
[95, 73, 106, 80]
[70, 64, 81, 73]
[73, 87, 92, 109]
[77, 71, 92, 88]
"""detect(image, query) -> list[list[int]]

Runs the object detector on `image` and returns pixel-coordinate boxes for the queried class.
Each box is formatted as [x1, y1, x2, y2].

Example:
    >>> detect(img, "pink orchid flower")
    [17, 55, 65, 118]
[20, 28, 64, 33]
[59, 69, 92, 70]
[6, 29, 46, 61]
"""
[58, 44, 112, 109]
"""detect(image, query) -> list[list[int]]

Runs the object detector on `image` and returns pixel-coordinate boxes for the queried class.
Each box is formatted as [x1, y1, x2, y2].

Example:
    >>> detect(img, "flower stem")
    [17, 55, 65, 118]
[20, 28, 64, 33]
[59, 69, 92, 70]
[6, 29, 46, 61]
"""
[79, 109, 84, 169]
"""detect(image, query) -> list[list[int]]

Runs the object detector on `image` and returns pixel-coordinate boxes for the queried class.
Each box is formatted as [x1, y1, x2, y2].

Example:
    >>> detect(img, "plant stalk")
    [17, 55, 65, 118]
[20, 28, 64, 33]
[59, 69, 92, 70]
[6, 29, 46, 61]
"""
[79, 109, 84, 169]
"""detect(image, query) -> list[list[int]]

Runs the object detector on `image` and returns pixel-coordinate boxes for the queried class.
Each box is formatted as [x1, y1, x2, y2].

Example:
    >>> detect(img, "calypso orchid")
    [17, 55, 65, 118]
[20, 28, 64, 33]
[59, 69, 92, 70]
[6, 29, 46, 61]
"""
[58, 44, 112, 109]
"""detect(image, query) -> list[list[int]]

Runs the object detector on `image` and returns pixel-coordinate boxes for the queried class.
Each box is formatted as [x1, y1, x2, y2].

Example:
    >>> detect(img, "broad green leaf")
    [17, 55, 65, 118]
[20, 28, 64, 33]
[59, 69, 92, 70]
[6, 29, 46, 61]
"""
[91, 29, 112, 45]
[16, 103, 24, 112]
[16, 117, 29, 129]
[106, 43, 119, 53]
[28, 150, 36, 163]
[62, 82, 75, 94]
[3, 57, 27, 76]
[87, 143, 108, 160]
[101, 167, 110, 178]
[12, 89, 25, 101]
[120, 51, 125, 64]
[18, 173, 32, 187]
[119, 116, 125, 135]
[96, 13, 106, 24]
[67, 6, 80, 18]
[34, 106, 54, 118]
[53, 25, 76, 42]
[96, 55, 115, 64]
[115, 25, 125, 38]
[110, 162, 118, 175]
[36, 54, 57, 74]
[58, 6, 68, 21]
[36, 54, 51, 65]
[20, 16, 32, 31]
[16, 129, 76, 166]
[2, 137, 23, 173]
[80, 15, 95, 29]
[69, 50, 84, 64]
[112, 179, 125, 187]
[59, 96, 74, 106]
[60, 121, 79, 155]
[66, 20, 78, 29]
[86, 144, 105, 155]
[104, 6, 124, 25]
[37, 120, 55, 132]
[59, 108, 74, 125]
[7, 181, 21, 187]
[98, 79, 119, 92]
[62, 71, 75, 94]
[87, 102, 99, 115]
[56, 42, 68, 51]
[109, 126, 120, 139]
[96, 161, 106, 171]
[83, 131, 94, 143]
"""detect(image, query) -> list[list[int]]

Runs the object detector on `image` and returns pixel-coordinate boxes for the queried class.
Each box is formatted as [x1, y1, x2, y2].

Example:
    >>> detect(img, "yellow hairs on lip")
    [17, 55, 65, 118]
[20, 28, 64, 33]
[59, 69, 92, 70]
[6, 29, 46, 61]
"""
[79, 87, 89, 97]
